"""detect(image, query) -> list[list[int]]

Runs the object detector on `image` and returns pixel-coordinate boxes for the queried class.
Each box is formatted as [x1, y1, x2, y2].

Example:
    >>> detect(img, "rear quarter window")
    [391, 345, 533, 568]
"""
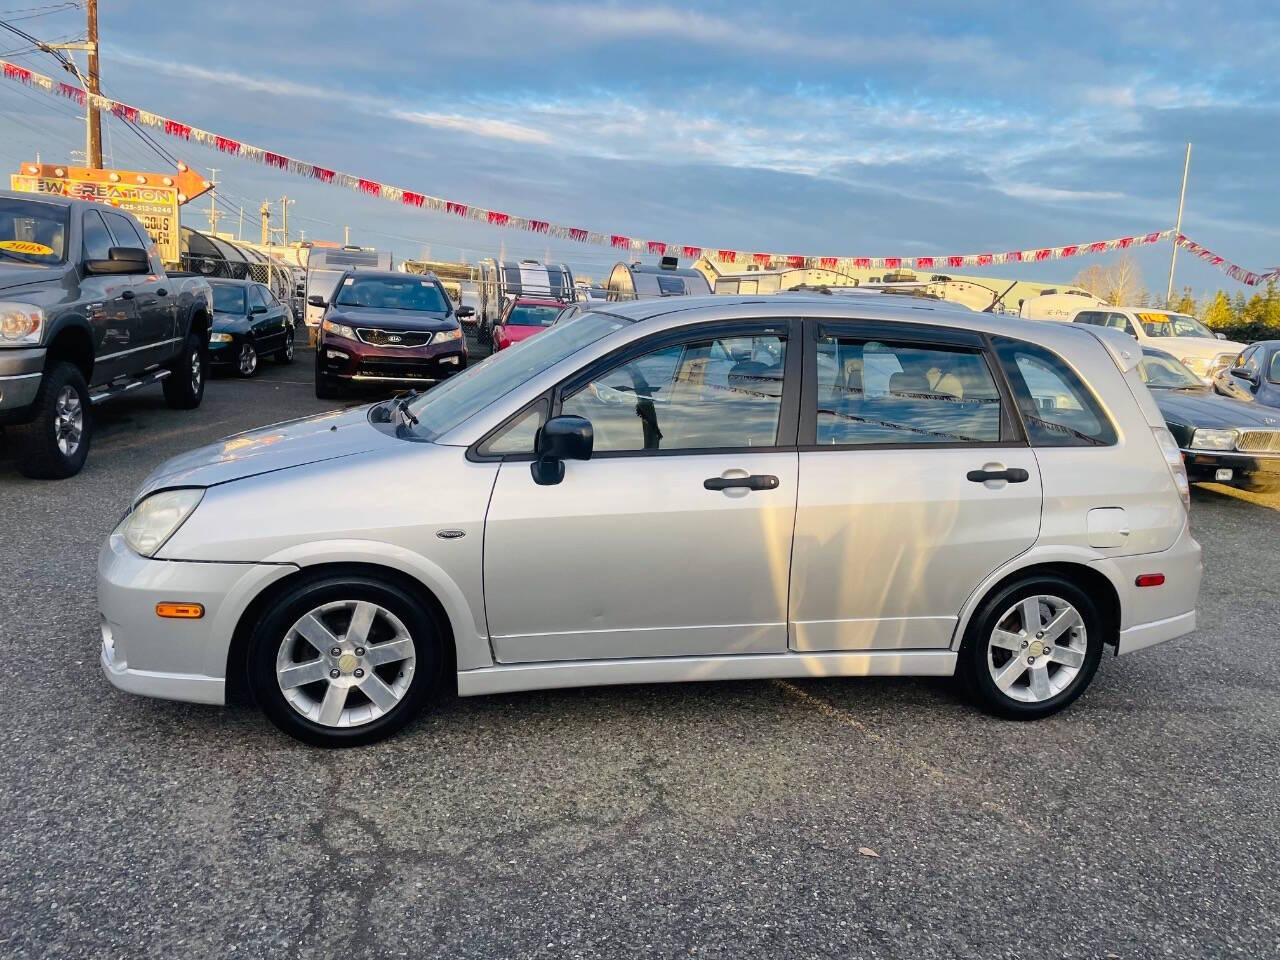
[993, 337, 1117, 447]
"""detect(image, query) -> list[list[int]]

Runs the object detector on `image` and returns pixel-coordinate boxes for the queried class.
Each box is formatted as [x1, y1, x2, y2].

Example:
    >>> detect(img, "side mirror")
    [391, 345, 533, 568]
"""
[251, 304, 268, 315]
[85, 246, 148, 275]
[307, 294, 327, 308]
[456, 305, 475, 319]
[531, 415, 593, 485]
[1232, 367, 1259, 385]
[1215, 332, 1226, 340]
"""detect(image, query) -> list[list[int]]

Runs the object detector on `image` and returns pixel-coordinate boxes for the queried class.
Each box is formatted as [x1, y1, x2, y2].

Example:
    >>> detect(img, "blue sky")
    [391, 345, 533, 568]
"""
[2, 0, 1278, 293]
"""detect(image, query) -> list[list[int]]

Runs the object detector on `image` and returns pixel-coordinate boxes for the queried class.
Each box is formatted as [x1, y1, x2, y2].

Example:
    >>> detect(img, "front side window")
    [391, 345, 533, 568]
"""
[994, 337, 1117, 446]
[478, 399, 549, 456]
[248, 285, 269, 310]
[102, 211, 147, 251]
[1268, 351, 1280, 384]
[561, 334, 787, 452]
[81, 209, 113, 261]
[814, 337, 1003, 445]
[335, 276, 448, 312]
[405, 310, 631, 440]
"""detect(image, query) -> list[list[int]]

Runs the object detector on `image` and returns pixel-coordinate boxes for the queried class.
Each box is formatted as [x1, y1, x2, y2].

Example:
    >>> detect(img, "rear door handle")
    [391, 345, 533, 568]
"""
[967, 467, 1030, 483]
[704, 474, 780, 491]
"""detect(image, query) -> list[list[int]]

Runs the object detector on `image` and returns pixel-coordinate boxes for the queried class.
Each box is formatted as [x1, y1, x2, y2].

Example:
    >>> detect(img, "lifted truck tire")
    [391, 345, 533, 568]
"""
[13, 361, 92, 479]
[162, 332, 207, 409]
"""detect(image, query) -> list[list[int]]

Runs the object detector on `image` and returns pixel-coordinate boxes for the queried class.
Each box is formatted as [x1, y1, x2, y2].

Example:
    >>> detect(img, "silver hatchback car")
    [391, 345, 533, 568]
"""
[99, 294, 1202, 746]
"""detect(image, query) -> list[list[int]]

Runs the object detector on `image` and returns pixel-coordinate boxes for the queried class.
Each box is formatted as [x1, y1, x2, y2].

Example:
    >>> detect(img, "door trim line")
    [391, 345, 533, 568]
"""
[97, 337, 182, 362]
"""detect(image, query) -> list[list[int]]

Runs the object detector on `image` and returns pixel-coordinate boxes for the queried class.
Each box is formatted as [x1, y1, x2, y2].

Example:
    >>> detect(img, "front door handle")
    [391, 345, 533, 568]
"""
[967, 467, 1030, 483]
[704, 474, 780, 491]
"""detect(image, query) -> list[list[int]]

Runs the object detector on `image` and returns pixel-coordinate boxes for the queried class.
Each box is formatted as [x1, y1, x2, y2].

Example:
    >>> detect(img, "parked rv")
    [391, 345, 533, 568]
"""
[475, 259, 576, 346]
[606, 256, 711, 300]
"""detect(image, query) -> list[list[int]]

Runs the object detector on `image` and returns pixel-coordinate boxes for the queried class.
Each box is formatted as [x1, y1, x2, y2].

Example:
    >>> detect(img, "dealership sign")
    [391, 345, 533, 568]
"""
[9, 162, 212, 265]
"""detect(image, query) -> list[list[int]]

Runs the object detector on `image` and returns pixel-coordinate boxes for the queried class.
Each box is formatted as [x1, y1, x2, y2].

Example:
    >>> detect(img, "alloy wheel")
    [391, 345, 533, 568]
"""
[284, 328, 294, 360]
[276, 600, 417, 728]
[986, 594, 1088, 703]
[190, 347, 203, 392]
[238, 342, 258, 376]
[53, 384, 83, 456]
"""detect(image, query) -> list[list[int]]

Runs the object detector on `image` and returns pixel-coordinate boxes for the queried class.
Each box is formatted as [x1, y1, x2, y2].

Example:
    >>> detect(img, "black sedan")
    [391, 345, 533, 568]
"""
[1141, 347, 1280, 490]
[208, 279, 296, 377]
[1214, 339, 1280, 409]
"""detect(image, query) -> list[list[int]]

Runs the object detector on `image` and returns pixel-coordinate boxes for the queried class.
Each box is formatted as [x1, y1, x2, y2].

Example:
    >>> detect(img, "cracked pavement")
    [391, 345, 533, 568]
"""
[1, 344, 1278, 959]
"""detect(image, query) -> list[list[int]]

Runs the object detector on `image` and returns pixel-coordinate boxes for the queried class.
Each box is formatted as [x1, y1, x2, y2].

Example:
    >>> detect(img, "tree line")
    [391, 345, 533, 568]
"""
[1072, 254, 1279, 343]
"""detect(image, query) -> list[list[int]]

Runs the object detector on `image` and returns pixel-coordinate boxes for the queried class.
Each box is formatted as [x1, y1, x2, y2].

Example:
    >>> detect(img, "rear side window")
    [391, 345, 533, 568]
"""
[814, 337, 1005, 445]
[993, 337, 1117, 447]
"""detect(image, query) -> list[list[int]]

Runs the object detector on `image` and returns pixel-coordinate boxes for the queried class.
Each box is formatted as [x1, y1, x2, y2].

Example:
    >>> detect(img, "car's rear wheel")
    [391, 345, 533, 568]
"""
[248, 574, 441, 746]
[273, 324, 295, 363]
[13, 361, 92, 479]
[958, 575, 1104, 720]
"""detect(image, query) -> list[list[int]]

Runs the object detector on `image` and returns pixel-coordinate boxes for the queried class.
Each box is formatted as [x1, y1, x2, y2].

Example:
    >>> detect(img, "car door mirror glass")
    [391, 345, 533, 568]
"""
[307, 295, 327, 308]
[531, 415, 593, 485]
[251, 304, 268, 315]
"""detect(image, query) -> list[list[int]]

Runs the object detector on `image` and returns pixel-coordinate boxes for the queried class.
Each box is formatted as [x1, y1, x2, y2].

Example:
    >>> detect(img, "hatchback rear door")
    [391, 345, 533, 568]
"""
[788, 319, 1043, 652]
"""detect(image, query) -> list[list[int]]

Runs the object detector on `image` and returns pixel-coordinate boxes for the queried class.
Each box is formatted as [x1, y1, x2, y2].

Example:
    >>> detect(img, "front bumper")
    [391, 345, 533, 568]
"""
[207, 334, 247, 366]
[0, 346, 45, 414]
[1181, 449, 1280, 489]
[97, 532, 296, 705]
[318, 334, 466, 385]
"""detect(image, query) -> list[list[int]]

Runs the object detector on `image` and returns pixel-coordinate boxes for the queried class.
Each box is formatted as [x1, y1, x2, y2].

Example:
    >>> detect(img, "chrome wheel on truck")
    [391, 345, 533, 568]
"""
[53, 384, 84, 456]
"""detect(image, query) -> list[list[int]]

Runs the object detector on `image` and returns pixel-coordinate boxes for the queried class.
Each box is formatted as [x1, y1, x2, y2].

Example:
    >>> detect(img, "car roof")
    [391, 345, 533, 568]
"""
[0, 188, 78, 209]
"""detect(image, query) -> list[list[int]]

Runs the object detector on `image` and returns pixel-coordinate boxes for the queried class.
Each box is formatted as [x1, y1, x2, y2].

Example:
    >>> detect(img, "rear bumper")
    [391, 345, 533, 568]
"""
[1094, 524, 1202, 656]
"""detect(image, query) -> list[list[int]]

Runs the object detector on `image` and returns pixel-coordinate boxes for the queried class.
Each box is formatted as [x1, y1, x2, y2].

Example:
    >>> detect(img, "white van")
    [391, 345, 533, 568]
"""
[1070, 307, 1244, 383]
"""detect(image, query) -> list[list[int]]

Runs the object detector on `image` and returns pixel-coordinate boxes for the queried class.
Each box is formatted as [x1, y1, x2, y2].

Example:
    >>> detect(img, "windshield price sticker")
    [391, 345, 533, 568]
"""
[0, 239, 54, 255]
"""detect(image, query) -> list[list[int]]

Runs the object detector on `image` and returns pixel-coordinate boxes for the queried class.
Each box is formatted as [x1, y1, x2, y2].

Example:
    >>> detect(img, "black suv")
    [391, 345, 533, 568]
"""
[312, 270, 470, 399]
[0, 191, 212, 478]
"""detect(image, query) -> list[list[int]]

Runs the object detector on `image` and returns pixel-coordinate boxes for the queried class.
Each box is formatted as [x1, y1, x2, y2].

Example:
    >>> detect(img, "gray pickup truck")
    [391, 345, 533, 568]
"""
[0, 190, 212, 478]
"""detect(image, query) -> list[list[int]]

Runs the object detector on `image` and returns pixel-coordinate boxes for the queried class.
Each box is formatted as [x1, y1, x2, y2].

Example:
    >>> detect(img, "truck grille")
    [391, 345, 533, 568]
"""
[356, 327, 433, 348]
[1237, 430, 1280, 453]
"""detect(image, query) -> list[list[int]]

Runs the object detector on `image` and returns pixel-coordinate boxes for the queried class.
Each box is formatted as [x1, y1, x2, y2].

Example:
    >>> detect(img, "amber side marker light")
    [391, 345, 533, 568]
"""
[1134, 574, 1166, 588]
[156, 602, 204, 619]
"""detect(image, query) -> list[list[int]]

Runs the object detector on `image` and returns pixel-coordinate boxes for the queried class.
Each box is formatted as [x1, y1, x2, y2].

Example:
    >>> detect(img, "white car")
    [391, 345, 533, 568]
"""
[98, 294, 1202, 746]
[1069, 307, 1244, 383]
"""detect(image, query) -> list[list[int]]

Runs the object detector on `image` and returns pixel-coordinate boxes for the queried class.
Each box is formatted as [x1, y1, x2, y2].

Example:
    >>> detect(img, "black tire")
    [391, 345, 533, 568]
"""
[12, 361, 91, 479]
[273, 325, 295, 363]
[247, 573, 442, 747]
[162, 332, 206, 409]
[956, 575, 1105, 720]
[314, 346, 343, 399]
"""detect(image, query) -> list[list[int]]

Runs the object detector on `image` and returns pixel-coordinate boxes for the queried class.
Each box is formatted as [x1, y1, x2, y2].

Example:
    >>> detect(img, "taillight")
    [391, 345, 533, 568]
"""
[1152, 426, 1190, 514]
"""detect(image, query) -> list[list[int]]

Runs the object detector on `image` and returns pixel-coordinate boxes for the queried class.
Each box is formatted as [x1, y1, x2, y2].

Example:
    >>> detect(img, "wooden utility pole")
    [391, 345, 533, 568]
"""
[85, 0, 103, 168]
[1165, 142, 1191, 307]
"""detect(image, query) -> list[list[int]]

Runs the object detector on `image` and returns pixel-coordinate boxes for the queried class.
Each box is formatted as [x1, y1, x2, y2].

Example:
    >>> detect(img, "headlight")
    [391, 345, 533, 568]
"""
[1190, 428, 1238, 451]
[1180, 356, 1210, 375]
[118, 488, 204, 557]
[0, 301, 43, 344]
[323, 319, 356, 340]
[209, 332, 234, 343]
[435, 327, 462, 343]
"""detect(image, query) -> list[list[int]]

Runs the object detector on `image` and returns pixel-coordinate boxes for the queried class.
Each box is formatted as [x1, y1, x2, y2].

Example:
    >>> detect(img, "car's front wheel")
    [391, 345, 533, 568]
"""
[12, 361, 91, 479]
[236, 341, 259, 378]
[247, 573, 442, 746]
[957, 575, 1104, 720]
[162, 332, 207, 409]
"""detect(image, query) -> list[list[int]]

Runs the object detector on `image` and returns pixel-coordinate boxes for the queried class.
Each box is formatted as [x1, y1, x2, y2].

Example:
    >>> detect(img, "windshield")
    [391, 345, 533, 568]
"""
[335, 275, 448, 312]
[308, 269, 345, 302]
[0, 197, 69, 264]
[1139, 352, 1203, 389]
[210, 284, 246, 314]
[506, 304, 561, 327]
[1136, 312, 1215, 339]
[406, 310, 632, 439]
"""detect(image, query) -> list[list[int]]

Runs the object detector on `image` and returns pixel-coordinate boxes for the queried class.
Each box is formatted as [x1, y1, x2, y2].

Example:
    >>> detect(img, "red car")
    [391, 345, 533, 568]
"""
[492, 298, 565, 351]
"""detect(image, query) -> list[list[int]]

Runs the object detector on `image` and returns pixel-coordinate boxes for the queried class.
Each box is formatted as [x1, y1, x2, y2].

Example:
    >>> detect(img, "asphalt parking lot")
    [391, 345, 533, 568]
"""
[1, 342, 1278, 960]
